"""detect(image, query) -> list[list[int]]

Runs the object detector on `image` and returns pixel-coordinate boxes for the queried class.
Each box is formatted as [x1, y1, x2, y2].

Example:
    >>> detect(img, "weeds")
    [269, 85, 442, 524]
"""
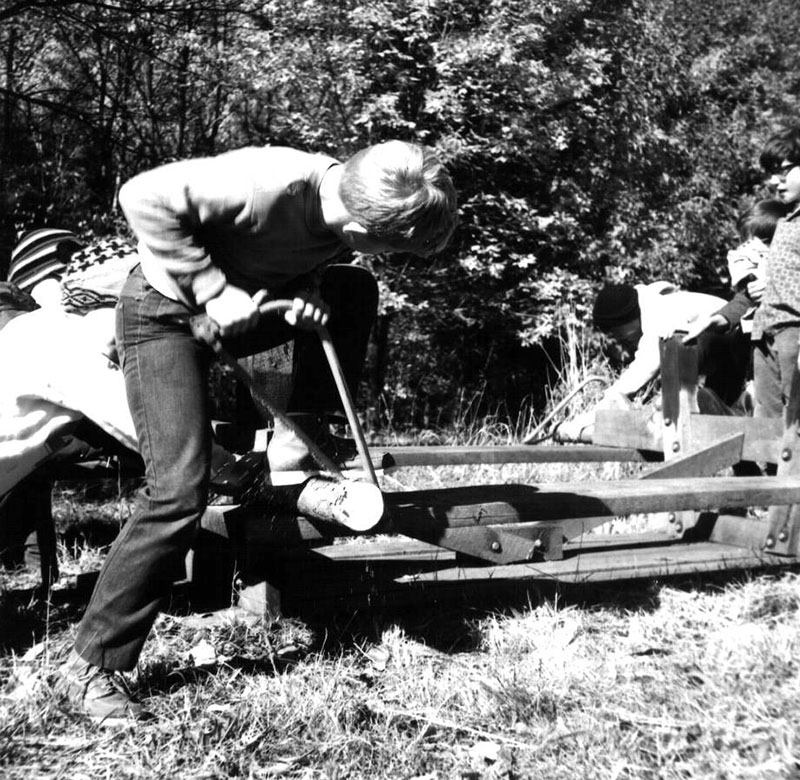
[3, 313, 800, 778]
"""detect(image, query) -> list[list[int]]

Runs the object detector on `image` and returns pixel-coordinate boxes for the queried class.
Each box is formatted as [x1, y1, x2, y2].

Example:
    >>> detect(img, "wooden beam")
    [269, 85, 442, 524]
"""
[384, 476, 800, 529]
[594, 410, 782, 462]
[207, 475, 800, 549]
[393, 541, 784, 586]
[373, 444, 657, 470]
[639, 433, 744, 480]
[766, 371, 800, 557]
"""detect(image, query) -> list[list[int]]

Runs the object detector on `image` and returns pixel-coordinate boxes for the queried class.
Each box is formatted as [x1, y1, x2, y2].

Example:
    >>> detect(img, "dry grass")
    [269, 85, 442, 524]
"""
[3, 318, 799, 778]
[3, 437, 799, 779]
[3, 568, 800, 779]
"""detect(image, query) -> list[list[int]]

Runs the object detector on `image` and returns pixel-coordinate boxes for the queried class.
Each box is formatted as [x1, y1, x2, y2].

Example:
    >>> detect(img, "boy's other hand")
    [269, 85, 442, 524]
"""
[205, 284, 260, 338]
[746, 277, 765, 302]
[680, 312, 728, 344]
[284, 293, 330, 331]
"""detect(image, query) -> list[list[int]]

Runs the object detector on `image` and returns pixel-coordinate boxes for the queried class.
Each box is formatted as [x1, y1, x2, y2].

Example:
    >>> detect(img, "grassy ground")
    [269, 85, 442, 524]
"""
[1, 344, 798, 778]
[2, 453, 800, 779]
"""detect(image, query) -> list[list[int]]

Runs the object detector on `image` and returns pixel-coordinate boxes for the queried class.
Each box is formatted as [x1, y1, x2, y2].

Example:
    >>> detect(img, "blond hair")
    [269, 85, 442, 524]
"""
[339, 141, 457, 256]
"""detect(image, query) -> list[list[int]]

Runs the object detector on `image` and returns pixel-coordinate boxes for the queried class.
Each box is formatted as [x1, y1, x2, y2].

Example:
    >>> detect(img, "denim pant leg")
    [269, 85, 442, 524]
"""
[74, 270, 210, 671]
[753, 327, 800, 420]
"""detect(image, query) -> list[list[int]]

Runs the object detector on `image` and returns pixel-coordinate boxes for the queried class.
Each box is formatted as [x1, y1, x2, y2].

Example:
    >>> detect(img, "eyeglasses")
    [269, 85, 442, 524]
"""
[774, 162, 798, 180]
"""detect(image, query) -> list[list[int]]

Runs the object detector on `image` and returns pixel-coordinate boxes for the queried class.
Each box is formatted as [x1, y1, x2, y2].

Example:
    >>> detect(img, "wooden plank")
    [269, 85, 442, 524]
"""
[374, 444, 658, 470]
[765, 369, 800, 557]
[249, 538, 795, 617]
[656, 336, 702, 537]
[206, 475, 800, 548]
[708, 513, 771, 549]
[210, 445, 659, 499]
[376, 444, 647, 465]
[394, 541, 785, 585]
[594, 409, 661, 451]
[384, 476, 800, 530]
[545, 436, 745, 544]
[639, 433, 743, 480]
[594, 410, 782, 462]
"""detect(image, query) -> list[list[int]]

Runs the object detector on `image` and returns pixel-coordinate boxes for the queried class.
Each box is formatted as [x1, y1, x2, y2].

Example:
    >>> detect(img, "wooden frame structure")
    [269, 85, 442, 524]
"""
[191, 335, 800, 618]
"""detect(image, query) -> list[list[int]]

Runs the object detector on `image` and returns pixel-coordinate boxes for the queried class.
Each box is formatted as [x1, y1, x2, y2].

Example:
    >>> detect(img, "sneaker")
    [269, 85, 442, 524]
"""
[57, 649, 151, 726]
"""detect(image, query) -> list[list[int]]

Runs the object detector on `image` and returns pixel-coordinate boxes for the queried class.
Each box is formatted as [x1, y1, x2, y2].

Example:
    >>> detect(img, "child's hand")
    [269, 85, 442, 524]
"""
[284, 293, 330, 331]
[746, 277, 765, 302]
[680, 313, 728, 344]
[205, 284, 260, 337]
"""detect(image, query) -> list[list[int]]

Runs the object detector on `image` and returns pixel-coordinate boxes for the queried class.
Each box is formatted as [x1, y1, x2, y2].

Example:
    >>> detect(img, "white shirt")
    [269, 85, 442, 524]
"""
[610, 282, 726, 397]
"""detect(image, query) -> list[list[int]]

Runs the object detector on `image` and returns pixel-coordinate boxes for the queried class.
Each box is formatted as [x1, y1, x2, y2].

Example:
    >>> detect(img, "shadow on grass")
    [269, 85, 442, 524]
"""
[3, 557, 800, 668]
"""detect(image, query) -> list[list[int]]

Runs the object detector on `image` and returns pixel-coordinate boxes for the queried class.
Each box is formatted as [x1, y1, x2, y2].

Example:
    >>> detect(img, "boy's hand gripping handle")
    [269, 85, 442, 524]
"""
[190, 300, 378, 487]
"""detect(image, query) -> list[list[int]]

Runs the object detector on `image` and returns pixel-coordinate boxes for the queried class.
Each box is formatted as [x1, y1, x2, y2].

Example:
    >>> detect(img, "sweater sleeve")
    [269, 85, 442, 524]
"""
[118, 155, 256, 306]
[608, 332, 661, 398]
[715, 290, 754, 331]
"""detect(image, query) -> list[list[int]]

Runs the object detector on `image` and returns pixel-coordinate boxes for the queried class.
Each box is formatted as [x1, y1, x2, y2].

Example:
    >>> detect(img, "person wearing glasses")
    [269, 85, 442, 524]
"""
[681, 127, 800, 419]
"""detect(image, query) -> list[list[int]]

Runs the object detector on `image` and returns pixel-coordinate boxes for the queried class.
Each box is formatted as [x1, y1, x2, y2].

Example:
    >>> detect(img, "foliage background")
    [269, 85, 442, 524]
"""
[1, 0, 799, 428]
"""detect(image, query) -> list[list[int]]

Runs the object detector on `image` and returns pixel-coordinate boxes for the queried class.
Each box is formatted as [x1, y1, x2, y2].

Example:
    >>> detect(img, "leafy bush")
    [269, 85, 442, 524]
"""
[2, 0, 800, 427]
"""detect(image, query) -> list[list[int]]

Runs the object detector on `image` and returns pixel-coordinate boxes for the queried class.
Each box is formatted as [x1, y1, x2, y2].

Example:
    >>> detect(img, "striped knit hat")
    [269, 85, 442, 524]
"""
[8, 228, 85, 292]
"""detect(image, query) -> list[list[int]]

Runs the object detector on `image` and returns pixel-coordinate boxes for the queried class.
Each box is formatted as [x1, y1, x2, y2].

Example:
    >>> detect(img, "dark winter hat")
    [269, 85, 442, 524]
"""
[592, 283, 640, 330]
[8, 228, 85, 292]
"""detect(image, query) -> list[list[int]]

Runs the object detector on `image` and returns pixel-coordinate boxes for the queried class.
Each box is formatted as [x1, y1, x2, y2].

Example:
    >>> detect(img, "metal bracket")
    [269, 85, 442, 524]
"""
[403, 523, 563, 564]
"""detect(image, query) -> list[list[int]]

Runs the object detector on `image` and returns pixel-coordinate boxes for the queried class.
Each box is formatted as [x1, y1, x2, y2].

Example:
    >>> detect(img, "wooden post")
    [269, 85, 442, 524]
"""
[765, 370, 800, 556]
[658, 334, 703, 537]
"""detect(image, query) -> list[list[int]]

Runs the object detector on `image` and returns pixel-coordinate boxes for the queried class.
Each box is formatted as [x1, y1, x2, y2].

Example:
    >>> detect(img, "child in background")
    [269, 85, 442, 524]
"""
[688, 198, 788, 341]
[682, 126, 800, 420]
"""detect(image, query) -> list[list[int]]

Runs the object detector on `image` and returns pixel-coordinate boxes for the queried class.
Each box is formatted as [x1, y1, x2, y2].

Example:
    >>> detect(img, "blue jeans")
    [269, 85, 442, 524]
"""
[74, 264, 377, 670]
[753, 327, 800, 420]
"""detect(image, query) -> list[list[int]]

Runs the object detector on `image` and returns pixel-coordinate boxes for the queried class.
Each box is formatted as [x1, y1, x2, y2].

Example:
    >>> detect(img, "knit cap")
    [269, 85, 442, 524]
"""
[8, 229, 85, 292]
[592, 283, 640, 330]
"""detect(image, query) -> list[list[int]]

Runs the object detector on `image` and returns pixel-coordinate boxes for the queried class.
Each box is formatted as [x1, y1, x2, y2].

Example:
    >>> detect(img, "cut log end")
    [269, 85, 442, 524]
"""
[295, 477, 384, 532]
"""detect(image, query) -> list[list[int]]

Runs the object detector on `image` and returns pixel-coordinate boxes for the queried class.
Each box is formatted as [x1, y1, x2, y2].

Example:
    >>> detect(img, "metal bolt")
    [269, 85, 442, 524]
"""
[675, 522, 684, 534]
[668, 513, 676, 524]
[765, 536, 775, 548]
[533, 538, 543, 548]
[663, 418, 672, 427]
[671, 441, 681, 453]
[779, 531, 788, 542]
[490, 541, 501, 552]
[782, 448, 793, 462]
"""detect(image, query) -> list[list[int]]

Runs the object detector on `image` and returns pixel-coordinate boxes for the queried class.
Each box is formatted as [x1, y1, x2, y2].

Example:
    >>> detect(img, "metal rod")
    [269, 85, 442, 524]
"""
[192, 299, 378, 484]
[257, 300, 378, 485]
[522, 375, 610, 444]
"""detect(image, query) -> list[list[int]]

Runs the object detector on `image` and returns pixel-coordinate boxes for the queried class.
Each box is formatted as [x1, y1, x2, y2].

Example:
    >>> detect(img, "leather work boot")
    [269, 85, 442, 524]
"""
[265, 413, 357, 486]
[56, 649, 151, 726]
